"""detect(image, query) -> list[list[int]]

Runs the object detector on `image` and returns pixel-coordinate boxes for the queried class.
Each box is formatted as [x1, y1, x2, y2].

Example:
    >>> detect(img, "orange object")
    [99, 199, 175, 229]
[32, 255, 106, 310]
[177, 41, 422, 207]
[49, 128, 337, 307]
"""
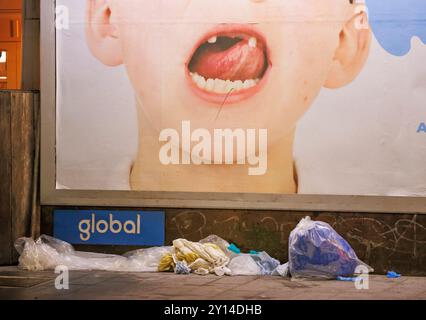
[0, 0, 22, 89]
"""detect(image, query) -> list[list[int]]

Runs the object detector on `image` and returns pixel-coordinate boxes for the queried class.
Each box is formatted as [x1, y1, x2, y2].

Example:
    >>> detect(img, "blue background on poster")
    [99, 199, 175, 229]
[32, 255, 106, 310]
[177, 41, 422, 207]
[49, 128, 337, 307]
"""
[54, 210, 165, 245]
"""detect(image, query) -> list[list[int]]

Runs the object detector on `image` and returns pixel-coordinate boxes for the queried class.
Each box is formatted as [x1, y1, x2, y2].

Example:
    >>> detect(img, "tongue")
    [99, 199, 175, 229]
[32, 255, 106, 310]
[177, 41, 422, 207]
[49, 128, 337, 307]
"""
[190, 39, 266, 81]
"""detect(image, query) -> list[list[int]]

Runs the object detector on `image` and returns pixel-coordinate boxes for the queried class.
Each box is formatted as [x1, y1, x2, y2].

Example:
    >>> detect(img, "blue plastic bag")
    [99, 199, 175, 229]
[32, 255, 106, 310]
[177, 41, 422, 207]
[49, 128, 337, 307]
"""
[289, 217, 373, 279]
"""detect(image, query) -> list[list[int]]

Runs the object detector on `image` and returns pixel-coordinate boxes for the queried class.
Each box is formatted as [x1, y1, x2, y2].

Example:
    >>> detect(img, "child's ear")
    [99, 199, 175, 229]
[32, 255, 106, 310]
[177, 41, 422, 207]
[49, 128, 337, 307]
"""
[86, 0, 123, 66]
[324, 11, 371, 89]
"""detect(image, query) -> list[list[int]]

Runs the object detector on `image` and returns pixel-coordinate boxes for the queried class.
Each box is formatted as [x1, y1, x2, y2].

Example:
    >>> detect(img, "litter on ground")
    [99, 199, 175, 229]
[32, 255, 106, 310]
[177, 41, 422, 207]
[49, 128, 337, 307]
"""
[15, 216, 373, 280]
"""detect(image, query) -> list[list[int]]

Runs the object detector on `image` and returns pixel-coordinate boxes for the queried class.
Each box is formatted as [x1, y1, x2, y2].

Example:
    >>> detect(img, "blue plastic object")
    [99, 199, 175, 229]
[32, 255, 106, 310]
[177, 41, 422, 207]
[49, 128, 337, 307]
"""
[227, 243, 241, 254]
[289, 217, 372, 279]
[387, 271, 401, 278]
[337, 276, 357, 282]
[249, 250, 259, 255]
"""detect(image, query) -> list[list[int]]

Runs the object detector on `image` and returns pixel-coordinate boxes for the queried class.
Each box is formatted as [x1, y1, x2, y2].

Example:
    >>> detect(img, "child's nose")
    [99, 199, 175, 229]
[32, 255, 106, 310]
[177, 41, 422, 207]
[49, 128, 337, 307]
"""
[250, 0, 266, 2]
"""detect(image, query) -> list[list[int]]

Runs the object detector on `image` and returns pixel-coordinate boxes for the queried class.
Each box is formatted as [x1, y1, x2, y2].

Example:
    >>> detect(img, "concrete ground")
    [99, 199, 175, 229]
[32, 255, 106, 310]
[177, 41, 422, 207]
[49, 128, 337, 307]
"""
[0, 266, 424, 300]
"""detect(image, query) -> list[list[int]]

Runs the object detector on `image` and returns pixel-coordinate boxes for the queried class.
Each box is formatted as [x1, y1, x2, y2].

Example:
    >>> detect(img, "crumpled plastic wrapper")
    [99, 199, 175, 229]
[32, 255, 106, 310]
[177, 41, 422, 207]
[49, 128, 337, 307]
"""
[15, 235, 172, 272]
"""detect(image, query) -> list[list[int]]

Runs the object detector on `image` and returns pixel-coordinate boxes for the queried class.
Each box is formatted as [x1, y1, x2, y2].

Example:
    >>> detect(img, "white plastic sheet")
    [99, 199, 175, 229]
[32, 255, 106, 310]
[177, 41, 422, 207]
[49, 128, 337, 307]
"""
[15, 235, 172, 272]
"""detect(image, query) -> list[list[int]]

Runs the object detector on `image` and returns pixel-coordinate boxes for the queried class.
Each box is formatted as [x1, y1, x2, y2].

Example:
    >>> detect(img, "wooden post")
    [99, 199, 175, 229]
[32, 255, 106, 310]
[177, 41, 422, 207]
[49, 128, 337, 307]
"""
[0, 90, 40, 264]
[0, 91, 12, 265]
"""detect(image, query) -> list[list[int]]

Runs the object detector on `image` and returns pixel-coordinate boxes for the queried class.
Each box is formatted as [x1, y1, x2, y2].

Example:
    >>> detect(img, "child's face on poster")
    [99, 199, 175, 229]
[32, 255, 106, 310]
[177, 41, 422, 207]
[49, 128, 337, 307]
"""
[86, 0, 370, 147]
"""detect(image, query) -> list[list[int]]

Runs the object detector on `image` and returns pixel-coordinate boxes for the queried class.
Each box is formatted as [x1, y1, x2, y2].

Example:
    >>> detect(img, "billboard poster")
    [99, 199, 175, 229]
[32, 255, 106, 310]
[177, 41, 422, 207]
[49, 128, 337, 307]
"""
[54, 0, 426, 197]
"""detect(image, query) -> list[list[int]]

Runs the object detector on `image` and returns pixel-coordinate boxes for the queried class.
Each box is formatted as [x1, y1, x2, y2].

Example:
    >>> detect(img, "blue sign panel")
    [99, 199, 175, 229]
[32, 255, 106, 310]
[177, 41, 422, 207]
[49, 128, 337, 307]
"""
[54, 210, 165, 246]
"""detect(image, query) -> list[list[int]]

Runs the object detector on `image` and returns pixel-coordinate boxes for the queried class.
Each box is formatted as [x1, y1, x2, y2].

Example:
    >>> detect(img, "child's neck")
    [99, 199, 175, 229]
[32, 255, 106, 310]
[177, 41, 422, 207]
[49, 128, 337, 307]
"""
[130, 101, 297, 194]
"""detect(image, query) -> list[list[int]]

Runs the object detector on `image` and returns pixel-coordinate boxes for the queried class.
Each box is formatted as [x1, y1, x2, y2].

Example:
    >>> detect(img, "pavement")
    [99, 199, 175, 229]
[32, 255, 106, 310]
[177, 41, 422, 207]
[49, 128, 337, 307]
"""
[0, 266, 425, 300]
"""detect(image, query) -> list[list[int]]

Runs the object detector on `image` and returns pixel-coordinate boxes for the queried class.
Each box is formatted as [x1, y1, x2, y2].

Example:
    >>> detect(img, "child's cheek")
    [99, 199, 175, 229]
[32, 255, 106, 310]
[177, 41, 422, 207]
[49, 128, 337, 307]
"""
[120, 26, 162, 89]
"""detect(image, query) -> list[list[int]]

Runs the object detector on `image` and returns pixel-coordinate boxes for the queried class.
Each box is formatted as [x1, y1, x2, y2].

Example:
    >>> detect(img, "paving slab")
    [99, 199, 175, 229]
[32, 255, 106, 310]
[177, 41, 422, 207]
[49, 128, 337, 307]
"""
[0, 267, 424, 300]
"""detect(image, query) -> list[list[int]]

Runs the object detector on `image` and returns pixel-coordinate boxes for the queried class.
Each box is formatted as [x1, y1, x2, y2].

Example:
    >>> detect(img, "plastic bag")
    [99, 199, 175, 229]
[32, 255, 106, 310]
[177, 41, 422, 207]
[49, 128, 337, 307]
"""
[288, 217, 373, 279]
[228, 254, 262, 275]
[123, 246, 174, 272]
[15, 235, 172, 272]
[199, 235, 234, 257]
[15, 234, 285, 277]
[199, 235, 229, 251]
[228, 251, 281, 276]
[251, 252, 281, 275]
[272, 262, 290, 277]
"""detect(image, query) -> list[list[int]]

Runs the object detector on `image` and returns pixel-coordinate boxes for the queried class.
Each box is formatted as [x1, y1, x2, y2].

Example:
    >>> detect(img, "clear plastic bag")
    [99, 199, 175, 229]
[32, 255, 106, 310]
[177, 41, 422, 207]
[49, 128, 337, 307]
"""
[228, 254, 262, 276]
[123, 246, 174, 272]
[288, 217, 373, 279]
[15, 235, 172, 272]
[251, 252, 281, 275]
[228, 251, 281, 276]
[199, 235, 232, 257]
[272, 262, 290, 277]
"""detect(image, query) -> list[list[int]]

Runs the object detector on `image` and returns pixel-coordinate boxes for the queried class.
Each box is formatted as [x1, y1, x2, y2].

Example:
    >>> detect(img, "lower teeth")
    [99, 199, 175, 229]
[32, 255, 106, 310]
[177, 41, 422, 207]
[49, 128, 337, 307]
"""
[190, 72, 259, 94]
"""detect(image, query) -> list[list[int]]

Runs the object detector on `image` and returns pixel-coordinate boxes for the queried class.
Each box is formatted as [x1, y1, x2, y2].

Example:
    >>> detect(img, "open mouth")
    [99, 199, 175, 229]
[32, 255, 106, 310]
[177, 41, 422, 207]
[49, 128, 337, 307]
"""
[186, 26, 271, 105]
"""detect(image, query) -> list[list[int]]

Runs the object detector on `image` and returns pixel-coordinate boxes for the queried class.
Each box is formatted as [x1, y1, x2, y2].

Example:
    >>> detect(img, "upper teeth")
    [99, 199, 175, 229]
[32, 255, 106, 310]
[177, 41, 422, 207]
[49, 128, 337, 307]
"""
[190, 72, 259, 94]
[207, 36, 217, 44]
[207, 36, 258, 48]
[248, 37, 257, 48]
